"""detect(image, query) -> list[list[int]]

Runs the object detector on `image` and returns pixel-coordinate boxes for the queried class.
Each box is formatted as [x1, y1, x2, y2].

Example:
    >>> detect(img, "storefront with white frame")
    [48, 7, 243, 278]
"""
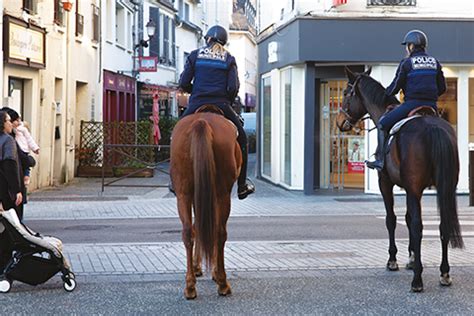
[257, 17, 474, 194]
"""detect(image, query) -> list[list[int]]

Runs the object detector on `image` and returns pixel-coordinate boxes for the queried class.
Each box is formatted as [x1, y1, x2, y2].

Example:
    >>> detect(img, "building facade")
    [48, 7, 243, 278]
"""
[257, 0, 474, 194]
[3, 0, 101, 187]
[101, 0, 137, 124]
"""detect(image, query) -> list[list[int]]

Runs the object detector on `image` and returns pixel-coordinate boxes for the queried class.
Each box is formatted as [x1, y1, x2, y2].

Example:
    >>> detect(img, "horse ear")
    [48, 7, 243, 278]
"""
[345, 66, 356, 83]
[364, 66, 372, 76]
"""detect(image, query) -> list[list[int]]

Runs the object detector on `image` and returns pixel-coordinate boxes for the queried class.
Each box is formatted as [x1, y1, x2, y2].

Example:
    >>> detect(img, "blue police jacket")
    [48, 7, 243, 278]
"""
[386, 49, 446, 102]
[179, 45, 240, 108]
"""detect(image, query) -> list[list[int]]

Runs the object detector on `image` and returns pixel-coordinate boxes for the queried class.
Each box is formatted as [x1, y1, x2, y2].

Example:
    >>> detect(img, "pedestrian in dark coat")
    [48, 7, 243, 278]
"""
[0, 110, 24, 279]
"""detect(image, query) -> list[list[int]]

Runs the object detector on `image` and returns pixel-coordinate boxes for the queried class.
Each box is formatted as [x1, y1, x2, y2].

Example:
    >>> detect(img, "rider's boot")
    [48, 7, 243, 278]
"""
[237, 147, 255, 200]
[168, 178, 176, 196]
[366, 127, 387, 172]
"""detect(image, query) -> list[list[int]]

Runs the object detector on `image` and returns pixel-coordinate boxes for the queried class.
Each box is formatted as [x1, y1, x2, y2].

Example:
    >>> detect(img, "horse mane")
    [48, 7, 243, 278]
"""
[358, 75, 400, 107]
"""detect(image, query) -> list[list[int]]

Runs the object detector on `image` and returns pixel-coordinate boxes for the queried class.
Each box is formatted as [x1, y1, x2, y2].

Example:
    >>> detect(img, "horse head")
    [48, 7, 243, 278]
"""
[336, 66, 372, 132]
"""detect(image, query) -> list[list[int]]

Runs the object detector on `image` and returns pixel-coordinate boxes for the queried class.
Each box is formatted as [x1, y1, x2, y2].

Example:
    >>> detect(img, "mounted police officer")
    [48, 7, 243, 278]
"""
[366, 30, 447, 171]
[175, 25, 255, 199]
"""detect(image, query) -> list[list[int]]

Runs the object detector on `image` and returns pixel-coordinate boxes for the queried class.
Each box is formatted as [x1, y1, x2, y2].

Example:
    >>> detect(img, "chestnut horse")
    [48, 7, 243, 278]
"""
[170, 108, 241, 299]
[337, 67, 463, 292]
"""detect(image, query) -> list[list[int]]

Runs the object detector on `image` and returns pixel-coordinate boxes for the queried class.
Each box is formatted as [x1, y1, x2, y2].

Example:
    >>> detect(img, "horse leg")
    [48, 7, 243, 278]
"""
[407, 193, 423, 292]
[214, 196, 232, 296]
[439, 224, 452, 286]
[192, 224, 203, 277]
[379, 175, 398, 271]
[405, 212, 415, 270]
[178, 196, 197, 299]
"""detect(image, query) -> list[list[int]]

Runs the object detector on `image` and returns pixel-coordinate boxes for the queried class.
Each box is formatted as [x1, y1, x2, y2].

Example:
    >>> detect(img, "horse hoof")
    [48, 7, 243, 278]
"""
[440, 273, 452, 286]
[218, 282, 232, 296]
[411, 285, 423, 293]
[386, 261, 399, 271]
[184, 287, 197, 300]
[194, 269, 203, 277]
[405, 262, 415, 270]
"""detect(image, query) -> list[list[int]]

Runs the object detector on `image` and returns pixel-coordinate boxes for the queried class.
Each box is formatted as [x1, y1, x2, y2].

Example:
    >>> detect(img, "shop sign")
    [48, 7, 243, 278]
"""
[4, 15, 46, 69]
[268, 41, 278, 63]
[138, 56, 158, 72]
[333, 0, 348, 6]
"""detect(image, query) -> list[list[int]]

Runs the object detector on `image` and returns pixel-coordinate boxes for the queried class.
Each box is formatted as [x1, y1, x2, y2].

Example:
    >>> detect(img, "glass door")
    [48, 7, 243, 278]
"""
[320, 80, 365, 189]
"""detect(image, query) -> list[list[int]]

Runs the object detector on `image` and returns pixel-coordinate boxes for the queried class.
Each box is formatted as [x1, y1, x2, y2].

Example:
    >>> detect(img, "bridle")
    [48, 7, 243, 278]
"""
[340, 75, 375, 133]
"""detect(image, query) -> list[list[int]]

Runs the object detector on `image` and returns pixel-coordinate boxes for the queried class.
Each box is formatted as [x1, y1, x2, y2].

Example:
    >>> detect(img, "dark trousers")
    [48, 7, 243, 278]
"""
[182, 103, 248, 186]
[379, 100, 437, 131]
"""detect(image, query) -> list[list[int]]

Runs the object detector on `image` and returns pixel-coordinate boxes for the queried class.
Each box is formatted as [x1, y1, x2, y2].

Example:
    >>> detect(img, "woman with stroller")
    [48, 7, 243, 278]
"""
[0, 110, 24, 286]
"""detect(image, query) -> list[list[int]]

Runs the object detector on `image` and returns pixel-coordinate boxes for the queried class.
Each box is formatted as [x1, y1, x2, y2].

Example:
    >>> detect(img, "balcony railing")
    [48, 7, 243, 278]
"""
[368, 0, 416, 5]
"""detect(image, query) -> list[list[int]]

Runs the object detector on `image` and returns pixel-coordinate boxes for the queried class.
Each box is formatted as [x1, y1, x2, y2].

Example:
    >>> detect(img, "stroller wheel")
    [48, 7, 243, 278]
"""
[63, 278, 76, 292]
[0, 279, 11, 293]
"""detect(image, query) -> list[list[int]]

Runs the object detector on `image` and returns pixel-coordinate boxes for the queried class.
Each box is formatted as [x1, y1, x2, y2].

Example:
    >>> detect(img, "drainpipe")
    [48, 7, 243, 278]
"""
[64, 6, 73, 183]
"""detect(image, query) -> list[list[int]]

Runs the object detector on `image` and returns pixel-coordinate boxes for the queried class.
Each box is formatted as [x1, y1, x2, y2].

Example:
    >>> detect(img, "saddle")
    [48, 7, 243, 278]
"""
[195, 104, 225, 115]
[195, 104, 239, 137]
[386, 106, 438, 151]
[389, 105, 437, 135]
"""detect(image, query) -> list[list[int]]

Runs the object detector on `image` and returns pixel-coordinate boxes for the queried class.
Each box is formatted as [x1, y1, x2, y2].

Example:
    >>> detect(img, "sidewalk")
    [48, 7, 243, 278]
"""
[23, 156, 474, 279]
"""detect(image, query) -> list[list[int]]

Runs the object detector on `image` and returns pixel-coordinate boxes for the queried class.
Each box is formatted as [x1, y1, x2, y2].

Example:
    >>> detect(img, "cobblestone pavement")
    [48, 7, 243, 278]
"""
[23, 155, 474, 279]
[65, 238, 474, 276]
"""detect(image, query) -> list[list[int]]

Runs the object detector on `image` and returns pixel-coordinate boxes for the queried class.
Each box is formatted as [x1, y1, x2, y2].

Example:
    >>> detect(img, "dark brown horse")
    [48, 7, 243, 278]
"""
[170, 108, 241, 299]
[337, 67, 463, 292]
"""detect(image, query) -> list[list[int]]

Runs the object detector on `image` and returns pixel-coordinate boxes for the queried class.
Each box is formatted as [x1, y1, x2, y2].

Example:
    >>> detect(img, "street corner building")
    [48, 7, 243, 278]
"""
[2, 1, 101, 189]
[256, 0, 474, 194]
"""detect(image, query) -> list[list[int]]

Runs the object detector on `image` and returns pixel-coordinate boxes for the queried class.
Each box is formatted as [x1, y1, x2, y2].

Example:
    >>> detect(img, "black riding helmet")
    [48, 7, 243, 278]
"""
[204, 25, 228, 45]
[401, 30, 428, 48]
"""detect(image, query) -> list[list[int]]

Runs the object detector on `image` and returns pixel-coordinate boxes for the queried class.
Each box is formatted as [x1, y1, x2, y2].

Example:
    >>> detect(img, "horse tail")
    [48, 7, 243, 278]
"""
[426, 125, 464, 248]
[190, 119, 217, 267]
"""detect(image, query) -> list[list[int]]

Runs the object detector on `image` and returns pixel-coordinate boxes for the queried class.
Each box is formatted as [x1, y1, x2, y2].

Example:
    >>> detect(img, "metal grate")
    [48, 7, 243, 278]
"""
[368, 0, 416, 6]
[78, 121, 157, 168]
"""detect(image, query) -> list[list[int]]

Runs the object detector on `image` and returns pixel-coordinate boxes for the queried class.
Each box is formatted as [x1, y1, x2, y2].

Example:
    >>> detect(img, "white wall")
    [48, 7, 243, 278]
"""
[228, 32, 258, 104]
[102, 0, 135, 75]
[259, 0, 474, 31]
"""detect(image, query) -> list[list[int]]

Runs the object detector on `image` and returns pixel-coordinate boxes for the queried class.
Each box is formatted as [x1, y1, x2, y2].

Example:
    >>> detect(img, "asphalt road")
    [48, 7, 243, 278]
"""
[25, 215, 410, 243]
[2, 268, 474, 315]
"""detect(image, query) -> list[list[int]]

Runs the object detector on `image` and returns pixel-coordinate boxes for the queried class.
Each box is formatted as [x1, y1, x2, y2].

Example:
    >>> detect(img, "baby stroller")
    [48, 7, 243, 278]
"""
[0, 209, 76, 293]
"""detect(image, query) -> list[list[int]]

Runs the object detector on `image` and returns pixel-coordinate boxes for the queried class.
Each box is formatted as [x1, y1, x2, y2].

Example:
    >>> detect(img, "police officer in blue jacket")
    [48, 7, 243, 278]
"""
[366, 30, 447, 171]
[178, 25, 255, 199]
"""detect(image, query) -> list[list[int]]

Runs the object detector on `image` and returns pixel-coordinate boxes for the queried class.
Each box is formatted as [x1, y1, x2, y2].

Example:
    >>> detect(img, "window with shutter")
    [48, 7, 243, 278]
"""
[92, 5, 100, 42]
[149, 7, 160, 58]
[163, 15, 169, 64]
[171, 21, 176, 67]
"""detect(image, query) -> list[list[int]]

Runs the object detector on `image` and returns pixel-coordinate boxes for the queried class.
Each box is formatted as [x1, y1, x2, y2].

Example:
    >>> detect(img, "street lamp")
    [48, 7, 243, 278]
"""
[61, 0, 74, 12]
[136, 19, 156, 49]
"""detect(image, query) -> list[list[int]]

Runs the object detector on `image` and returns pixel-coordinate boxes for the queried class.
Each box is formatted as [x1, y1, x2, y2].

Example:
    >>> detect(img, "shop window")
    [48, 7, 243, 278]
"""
[262, 76, 272, 177]
[281, 69, 291, 186]
[470, 79, 474, 142]
[438, 78, 458, 129]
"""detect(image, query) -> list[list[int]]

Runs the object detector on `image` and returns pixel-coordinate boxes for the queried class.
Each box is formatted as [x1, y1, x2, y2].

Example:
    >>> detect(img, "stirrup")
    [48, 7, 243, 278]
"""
[238, 179, 255, 200]
[365, 159, 384, 171]
[168, 181, 176, 196]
